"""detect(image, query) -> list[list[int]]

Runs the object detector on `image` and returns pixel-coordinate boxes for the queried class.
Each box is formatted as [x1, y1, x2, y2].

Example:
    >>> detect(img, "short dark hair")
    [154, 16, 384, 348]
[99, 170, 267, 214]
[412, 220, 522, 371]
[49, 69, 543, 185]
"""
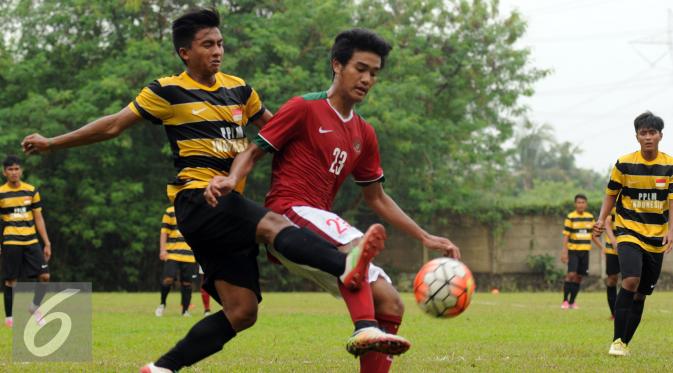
[3, 155, 21, 169]
[634, 111, 664, 133]
[331, 28, 392, 72]
[172, 8, 220, 65]
[574, 194, 587, 202]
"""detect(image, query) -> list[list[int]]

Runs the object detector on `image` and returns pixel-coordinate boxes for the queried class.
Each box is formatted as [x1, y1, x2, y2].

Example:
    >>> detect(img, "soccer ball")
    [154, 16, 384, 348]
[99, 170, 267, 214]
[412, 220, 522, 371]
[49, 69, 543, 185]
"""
[413, 258, 476, 318]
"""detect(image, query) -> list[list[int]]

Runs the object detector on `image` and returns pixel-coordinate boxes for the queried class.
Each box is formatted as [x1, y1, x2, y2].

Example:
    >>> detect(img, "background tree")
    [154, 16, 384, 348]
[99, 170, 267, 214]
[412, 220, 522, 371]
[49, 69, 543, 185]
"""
[0, 0, 584, 290]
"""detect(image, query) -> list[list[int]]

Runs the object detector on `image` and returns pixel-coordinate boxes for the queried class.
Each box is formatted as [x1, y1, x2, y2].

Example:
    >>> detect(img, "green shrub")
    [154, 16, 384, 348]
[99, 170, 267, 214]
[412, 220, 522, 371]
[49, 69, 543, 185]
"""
[526, 254, 565, 286]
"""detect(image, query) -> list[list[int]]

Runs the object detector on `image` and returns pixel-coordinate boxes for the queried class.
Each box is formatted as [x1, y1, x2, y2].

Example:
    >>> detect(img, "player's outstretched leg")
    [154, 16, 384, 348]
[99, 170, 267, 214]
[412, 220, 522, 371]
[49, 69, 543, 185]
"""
[141, 280, 256, 372]
[265, 213, 385, 290]
[340, 224, 386, 289]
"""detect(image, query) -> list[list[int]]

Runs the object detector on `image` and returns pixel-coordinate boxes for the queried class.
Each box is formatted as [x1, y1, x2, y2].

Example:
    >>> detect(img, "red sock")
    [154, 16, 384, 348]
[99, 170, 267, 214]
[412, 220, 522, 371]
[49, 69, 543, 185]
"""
[200, 287, 210, 311]
[360, 313, 402, 373]
[338, 280, 376, 324]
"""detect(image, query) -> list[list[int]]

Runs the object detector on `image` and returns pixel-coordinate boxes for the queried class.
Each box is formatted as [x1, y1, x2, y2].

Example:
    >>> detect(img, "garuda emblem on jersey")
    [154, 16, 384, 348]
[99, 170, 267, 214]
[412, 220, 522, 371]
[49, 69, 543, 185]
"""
[353, 139, 362, 153]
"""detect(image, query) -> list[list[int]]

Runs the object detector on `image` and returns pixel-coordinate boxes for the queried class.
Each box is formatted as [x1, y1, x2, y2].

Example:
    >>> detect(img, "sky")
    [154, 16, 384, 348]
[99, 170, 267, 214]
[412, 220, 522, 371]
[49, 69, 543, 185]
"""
[499, 0, 673, 174]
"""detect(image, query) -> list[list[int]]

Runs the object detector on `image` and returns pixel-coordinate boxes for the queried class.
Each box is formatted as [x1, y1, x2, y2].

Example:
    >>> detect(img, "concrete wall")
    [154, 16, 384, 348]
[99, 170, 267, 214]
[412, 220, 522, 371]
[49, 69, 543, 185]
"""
[377, 214, 673, 276]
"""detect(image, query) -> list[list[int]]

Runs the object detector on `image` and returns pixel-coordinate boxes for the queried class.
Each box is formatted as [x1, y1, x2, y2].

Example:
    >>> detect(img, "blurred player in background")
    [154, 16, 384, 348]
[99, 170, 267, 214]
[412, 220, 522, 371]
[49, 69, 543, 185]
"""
[156, 206, 198, 317]
[0, 155, 52, 328]
[560, 194, 601, 309]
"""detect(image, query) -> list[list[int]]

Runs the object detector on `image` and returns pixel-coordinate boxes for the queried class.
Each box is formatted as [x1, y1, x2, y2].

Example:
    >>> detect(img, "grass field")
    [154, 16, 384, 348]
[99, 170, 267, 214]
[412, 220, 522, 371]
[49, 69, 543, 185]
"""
[1, 291, 673, 372]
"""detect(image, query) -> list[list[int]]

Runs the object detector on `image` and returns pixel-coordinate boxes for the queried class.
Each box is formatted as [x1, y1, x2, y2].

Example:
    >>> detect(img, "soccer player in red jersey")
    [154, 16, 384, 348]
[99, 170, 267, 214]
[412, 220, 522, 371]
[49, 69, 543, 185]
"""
[206, 28, 461, 372]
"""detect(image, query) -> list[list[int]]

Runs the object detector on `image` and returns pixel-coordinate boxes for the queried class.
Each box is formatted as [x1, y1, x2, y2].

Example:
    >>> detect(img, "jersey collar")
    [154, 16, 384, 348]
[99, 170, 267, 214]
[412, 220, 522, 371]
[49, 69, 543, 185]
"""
[326, 98, 354, 123]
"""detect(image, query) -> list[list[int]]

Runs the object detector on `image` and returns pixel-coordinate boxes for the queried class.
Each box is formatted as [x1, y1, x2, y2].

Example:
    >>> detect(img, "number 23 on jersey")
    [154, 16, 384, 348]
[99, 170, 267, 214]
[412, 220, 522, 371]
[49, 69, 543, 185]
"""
[329, 147, 348, 175]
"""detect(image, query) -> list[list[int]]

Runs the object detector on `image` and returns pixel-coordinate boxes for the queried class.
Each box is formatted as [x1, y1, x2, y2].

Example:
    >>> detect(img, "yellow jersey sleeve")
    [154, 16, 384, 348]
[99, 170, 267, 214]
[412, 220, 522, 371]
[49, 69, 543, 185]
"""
[245, 86, 265, 122]
[32, 190, 42, 212]
[161, 212, 171, 235]
[128, 81, 173, 124]
[563, 217, 572, 236]
[606, 162, 623, 195]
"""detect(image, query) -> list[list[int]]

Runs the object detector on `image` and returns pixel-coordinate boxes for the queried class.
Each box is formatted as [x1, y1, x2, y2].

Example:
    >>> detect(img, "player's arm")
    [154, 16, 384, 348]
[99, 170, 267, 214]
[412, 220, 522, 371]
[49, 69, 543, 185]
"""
[250, 109, 273, 129]
[21, 107, 141, 154]
[361, 182, 460, 259]
[204, 142, 267, 206]
[663, 199, 673, 253]
[159, 231, 168, 261]
[32, 209, 51, 262]
[591, 234, 603, 251]
[593, 194, 616, 236]
[596, 162, 621, 236]
[560, 235, 569, 263]
[604, 215, 617, 253]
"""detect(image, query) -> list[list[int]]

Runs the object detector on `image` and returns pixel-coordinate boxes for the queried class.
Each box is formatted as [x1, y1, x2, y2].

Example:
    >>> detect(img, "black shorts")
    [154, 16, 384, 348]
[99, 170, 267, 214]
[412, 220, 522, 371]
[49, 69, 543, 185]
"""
[567, 250, 589, 276]
[1, 244, 49, 280]
[174, 189, 269, 303]
[162, 259, 198, 283]
[605, 253, 620, 276]
[618, 242, 664, 295]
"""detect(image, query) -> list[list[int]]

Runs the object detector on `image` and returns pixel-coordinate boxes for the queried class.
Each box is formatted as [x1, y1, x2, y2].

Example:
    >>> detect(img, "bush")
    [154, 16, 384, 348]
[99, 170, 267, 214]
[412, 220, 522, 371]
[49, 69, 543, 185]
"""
[526, 254, 565, 286]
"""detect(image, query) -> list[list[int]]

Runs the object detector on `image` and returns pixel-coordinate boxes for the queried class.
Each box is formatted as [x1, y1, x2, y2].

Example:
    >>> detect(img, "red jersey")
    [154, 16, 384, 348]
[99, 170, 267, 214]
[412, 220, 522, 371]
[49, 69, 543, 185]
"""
[254, 91, 384, 213]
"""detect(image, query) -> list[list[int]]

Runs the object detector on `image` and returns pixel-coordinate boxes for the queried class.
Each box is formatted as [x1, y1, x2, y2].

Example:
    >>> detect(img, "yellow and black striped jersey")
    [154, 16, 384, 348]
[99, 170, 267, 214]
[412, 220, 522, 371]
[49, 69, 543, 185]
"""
[161, 206, 195, 263]
[563, 210, 595, 251]
[128, 71, 265, 201]
[0, 182, 41, 246]
[606, 150, 673, 253]
[604, 208, 617, 255]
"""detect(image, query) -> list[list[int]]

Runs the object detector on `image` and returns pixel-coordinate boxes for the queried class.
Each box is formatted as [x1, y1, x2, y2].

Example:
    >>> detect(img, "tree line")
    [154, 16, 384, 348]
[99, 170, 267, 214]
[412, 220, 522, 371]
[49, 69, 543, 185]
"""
[0, 0, 601, 290]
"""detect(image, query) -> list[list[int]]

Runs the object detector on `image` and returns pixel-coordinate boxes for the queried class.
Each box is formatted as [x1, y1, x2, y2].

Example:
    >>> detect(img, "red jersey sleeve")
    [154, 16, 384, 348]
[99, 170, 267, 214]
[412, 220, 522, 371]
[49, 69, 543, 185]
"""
[254, 96, 307, 152]
[353, 122, 385, 185]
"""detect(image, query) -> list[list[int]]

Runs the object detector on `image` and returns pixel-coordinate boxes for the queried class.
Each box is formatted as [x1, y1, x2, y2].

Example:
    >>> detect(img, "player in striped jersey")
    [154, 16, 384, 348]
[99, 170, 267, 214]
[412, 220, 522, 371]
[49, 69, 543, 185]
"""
[0, 155, 52, 328]
[155, 206, 198, 317]
[594, 112, 673, 356]
[560, 194, 602, 309]
[21, 8, 391, 372]
[603, 208, 619, 319]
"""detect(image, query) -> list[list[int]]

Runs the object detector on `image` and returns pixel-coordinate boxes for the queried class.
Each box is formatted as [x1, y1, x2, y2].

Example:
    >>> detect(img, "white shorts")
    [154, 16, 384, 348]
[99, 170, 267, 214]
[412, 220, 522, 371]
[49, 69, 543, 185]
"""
[270, 206, 391, 297]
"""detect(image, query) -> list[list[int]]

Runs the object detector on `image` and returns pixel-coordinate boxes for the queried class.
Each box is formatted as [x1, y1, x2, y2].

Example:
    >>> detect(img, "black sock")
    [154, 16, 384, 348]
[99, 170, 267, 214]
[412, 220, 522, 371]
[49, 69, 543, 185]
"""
[181, 285, 192, 314]
[273, 227, 346, 278]
[155, 311, 236, 370]
[3, 286, 13, 318]
[33, 281, 48, 306]
[160, 285, 171, 305]
[569, 283, 580, 304]
[563, 281, 571, 302]
[613, 288, 635, 342]
[354, 320, 378, 331]
[623, 299, 645, 344]
[606, 285, 617, 316]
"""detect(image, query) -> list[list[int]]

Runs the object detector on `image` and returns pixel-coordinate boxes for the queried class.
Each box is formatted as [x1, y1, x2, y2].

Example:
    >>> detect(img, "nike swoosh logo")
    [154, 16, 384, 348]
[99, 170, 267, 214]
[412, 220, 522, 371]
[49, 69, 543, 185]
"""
[319, 127, 334, 134]
[192, 108, 207, 115]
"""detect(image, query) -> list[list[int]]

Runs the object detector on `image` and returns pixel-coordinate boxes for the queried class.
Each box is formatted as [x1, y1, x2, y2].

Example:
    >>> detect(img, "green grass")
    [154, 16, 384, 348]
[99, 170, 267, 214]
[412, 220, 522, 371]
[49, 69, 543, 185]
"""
[1, 291, 673, 372]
